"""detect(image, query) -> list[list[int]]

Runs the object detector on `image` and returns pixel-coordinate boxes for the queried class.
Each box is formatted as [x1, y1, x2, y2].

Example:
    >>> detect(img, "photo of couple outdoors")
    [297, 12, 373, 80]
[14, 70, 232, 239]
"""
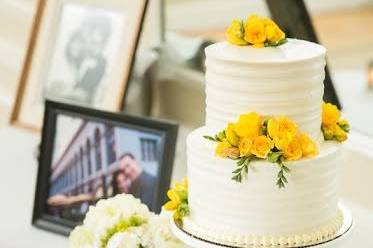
[46, 114, 162, 223]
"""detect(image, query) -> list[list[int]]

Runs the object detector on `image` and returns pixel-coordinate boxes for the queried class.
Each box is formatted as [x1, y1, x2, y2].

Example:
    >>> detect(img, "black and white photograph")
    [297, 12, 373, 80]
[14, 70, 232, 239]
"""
[43, 4, 124, 106]
[32, 101, 177, 234]
[10, 0, 148, 130]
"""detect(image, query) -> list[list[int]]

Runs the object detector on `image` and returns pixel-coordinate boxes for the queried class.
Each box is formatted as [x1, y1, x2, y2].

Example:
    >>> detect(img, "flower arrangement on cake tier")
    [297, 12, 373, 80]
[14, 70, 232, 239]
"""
[322, 102, 350, 142]
[69, 194, 187, 248]
[203, 103, 349, 189]
[226, 14, 287, 48]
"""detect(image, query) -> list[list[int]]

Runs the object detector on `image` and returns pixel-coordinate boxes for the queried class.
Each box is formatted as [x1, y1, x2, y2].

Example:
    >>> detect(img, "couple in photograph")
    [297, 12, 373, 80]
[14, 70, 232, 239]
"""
[112, 153, 156, 208]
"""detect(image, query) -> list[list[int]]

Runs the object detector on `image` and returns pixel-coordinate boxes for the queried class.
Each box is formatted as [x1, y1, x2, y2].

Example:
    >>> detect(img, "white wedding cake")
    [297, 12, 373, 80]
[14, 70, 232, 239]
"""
[165, 15, 349, 248]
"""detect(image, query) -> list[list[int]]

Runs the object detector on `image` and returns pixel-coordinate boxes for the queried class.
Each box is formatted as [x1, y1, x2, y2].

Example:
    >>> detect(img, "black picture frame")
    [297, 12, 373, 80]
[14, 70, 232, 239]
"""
[266, 0, 342, 109]
[32, 100, 178, 236]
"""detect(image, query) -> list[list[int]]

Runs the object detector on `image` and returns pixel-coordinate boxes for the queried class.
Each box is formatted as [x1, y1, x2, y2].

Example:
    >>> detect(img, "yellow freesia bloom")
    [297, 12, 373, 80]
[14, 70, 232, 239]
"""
[283, 137, 303, 161]
[226, 123, 239, 147]
[268, 117, 298, 150]
[226, 19, 248, 46]
[244, 15, 266, 47]
[335, 125, 348, 142]
[322, 103, 340, 126]
[216, 140, 240, 159]
[251, 135, 274, 159]
[234, 112, 262, 139]
[175, 178, 188, 192]
[264, 18, 285, 43]
[298, 133, 318, 157]
[239, 137, 253, 157]
[164, 189, 180, 211]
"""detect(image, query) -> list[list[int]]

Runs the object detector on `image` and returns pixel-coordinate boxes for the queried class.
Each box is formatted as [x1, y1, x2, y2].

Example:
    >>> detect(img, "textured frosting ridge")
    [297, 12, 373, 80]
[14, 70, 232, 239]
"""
[204, 39, 326, 141]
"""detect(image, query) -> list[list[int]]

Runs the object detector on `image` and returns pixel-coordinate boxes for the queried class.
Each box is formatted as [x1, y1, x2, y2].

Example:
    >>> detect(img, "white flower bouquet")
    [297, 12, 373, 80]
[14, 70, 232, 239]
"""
[69, 194, 187, 248]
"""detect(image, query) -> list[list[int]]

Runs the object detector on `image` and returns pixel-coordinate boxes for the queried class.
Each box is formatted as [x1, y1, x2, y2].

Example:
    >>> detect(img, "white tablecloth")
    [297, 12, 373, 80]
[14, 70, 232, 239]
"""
[0, 126, 372, 248]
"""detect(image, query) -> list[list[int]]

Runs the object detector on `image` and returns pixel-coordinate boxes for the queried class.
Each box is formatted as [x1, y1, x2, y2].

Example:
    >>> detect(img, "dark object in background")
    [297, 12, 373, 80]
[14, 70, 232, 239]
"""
[266, 0, 342, 109]
[32, 100, 178, 236]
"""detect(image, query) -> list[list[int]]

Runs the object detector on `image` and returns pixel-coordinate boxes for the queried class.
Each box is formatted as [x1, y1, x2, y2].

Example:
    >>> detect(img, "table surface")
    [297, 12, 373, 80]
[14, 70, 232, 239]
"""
[0, 126, 372, 248]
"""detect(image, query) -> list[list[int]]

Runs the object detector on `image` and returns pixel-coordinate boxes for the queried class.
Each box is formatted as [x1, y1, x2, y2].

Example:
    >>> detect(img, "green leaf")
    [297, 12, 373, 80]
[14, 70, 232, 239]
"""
[203, 135, 217, 142]
[268, 152, 283, 163]
[217, 130, 226, 141]
[262, 119, 269, 135]
[282, 176, 288, 183]
[237, 157, 247, 166]
[275, 162, 290, 189]
[338, 122, 350, 133]
[282, 165, 291, 173]
[231, 157, 252, 183]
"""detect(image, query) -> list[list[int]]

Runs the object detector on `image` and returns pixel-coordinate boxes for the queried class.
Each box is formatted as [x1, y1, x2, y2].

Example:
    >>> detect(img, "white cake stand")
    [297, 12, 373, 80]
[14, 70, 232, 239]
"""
[171, 204, 353, 248]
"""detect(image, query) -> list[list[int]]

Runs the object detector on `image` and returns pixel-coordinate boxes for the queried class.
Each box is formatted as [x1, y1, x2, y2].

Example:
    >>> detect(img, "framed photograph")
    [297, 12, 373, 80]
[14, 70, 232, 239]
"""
[32, 100, 178, 235]
[11, 0, 149, 131]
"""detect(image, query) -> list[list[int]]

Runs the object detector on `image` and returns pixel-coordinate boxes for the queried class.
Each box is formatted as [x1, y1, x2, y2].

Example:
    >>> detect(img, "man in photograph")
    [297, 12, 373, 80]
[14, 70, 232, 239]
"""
[118, 153, 157, 208]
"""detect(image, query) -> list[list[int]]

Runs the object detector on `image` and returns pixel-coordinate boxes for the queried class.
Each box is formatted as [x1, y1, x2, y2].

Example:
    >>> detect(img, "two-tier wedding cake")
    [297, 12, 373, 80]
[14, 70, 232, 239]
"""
[165, 14, 350, 247]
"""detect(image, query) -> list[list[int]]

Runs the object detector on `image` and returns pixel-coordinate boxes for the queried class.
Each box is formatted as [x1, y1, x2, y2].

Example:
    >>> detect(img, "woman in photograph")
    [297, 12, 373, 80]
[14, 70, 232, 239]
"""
[111, 170, 130, 195]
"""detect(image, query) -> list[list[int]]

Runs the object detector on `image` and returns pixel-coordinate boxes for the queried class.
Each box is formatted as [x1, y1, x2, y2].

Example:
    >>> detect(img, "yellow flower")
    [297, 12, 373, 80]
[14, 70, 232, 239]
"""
[216, 140, 240, 159]
[322, 123, 337, 140]
[164, 189, 180, 211]
[335, 125, 348, 142]
[226, 123, 239, 147]
[251, 135, 274, 159]
[268, 117, 298, 150]
[226, 19, 248, 46]
[338, 119, 349, 128]
[264, 18, 285, 43]
[267, 118, 279, 139]
[244, 15, 266, 47]
[298, 133, 318, 157]
[322, 103, 340, 127]
[283, 137, 303, 161]
[175, 178, 188, 192]
[234, 112, 262, 139]
[239, 137, 253, 157]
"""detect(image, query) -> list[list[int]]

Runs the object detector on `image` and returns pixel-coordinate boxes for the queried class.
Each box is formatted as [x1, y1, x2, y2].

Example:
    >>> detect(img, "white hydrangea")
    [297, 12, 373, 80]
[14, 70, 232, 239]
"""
[69, 226, 96, 248]
[83, 194, 150, 238]
[69, 194, 189, 248]
[107, 229, 142, 248]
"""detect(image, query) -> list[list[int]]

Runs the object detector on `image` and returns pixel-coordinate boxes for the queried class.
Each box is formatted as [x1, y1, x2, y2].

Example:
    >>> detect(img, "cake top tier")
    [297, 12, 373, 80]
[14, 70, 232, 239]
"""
[205, 39, 326, 64]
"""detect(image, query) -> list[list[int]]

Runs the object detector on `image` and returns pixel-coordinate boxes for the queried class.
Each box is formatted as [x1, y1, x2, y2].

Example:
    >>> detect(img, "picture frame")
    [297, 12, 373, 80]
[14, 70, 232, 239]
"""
[266, 0, 342, 109]
[11, 0, 149, 131]
[32, 100, 178, 236]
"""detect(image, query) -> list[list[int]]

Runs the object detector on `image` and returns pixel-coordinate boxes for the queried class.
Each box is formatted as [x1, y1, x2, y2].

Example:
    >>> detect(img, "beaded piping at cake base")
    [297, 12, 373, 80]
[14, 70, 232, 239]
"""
[181, 210, 344, 248]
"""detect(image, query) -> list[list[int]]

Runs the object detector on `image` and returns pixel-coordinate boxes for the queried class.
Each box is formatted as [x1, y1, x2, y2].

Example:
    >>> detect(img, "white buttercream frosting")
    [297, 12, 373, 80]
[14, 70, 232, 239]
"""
[185, 127, 342, 247]
[204, 39, 326, 141]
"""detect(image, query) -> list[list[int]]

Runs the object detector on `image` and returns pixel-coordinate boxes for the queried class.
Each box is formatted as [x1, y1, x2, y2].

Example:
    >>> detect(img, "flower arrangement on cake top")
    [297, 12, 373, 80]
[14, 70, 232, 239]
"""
[204, 113, 318, 188]
[164, 178, 189, 224]
[203, 103, 349, 189]
[226, 14, 287, 48]
[69, 194, 187, 248]
[322, 102, 350, 142]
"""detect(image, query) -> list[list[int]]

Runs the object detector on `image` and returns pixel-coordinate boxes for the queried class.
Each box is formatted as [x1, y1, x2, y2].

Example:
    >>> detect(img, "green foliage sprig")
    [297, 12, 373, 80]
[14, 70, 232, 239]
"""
[232, 156, 252, 182]
[203, 130, 226, 142]
[268, 151, 290, 189]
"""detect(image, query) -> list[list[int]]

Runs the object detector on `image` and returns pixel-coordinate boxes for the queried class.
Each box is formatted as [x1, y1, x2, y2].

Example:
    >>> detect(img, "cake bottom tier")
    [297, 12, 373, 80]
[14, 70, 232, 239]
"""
[185, 127, 343, 247]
